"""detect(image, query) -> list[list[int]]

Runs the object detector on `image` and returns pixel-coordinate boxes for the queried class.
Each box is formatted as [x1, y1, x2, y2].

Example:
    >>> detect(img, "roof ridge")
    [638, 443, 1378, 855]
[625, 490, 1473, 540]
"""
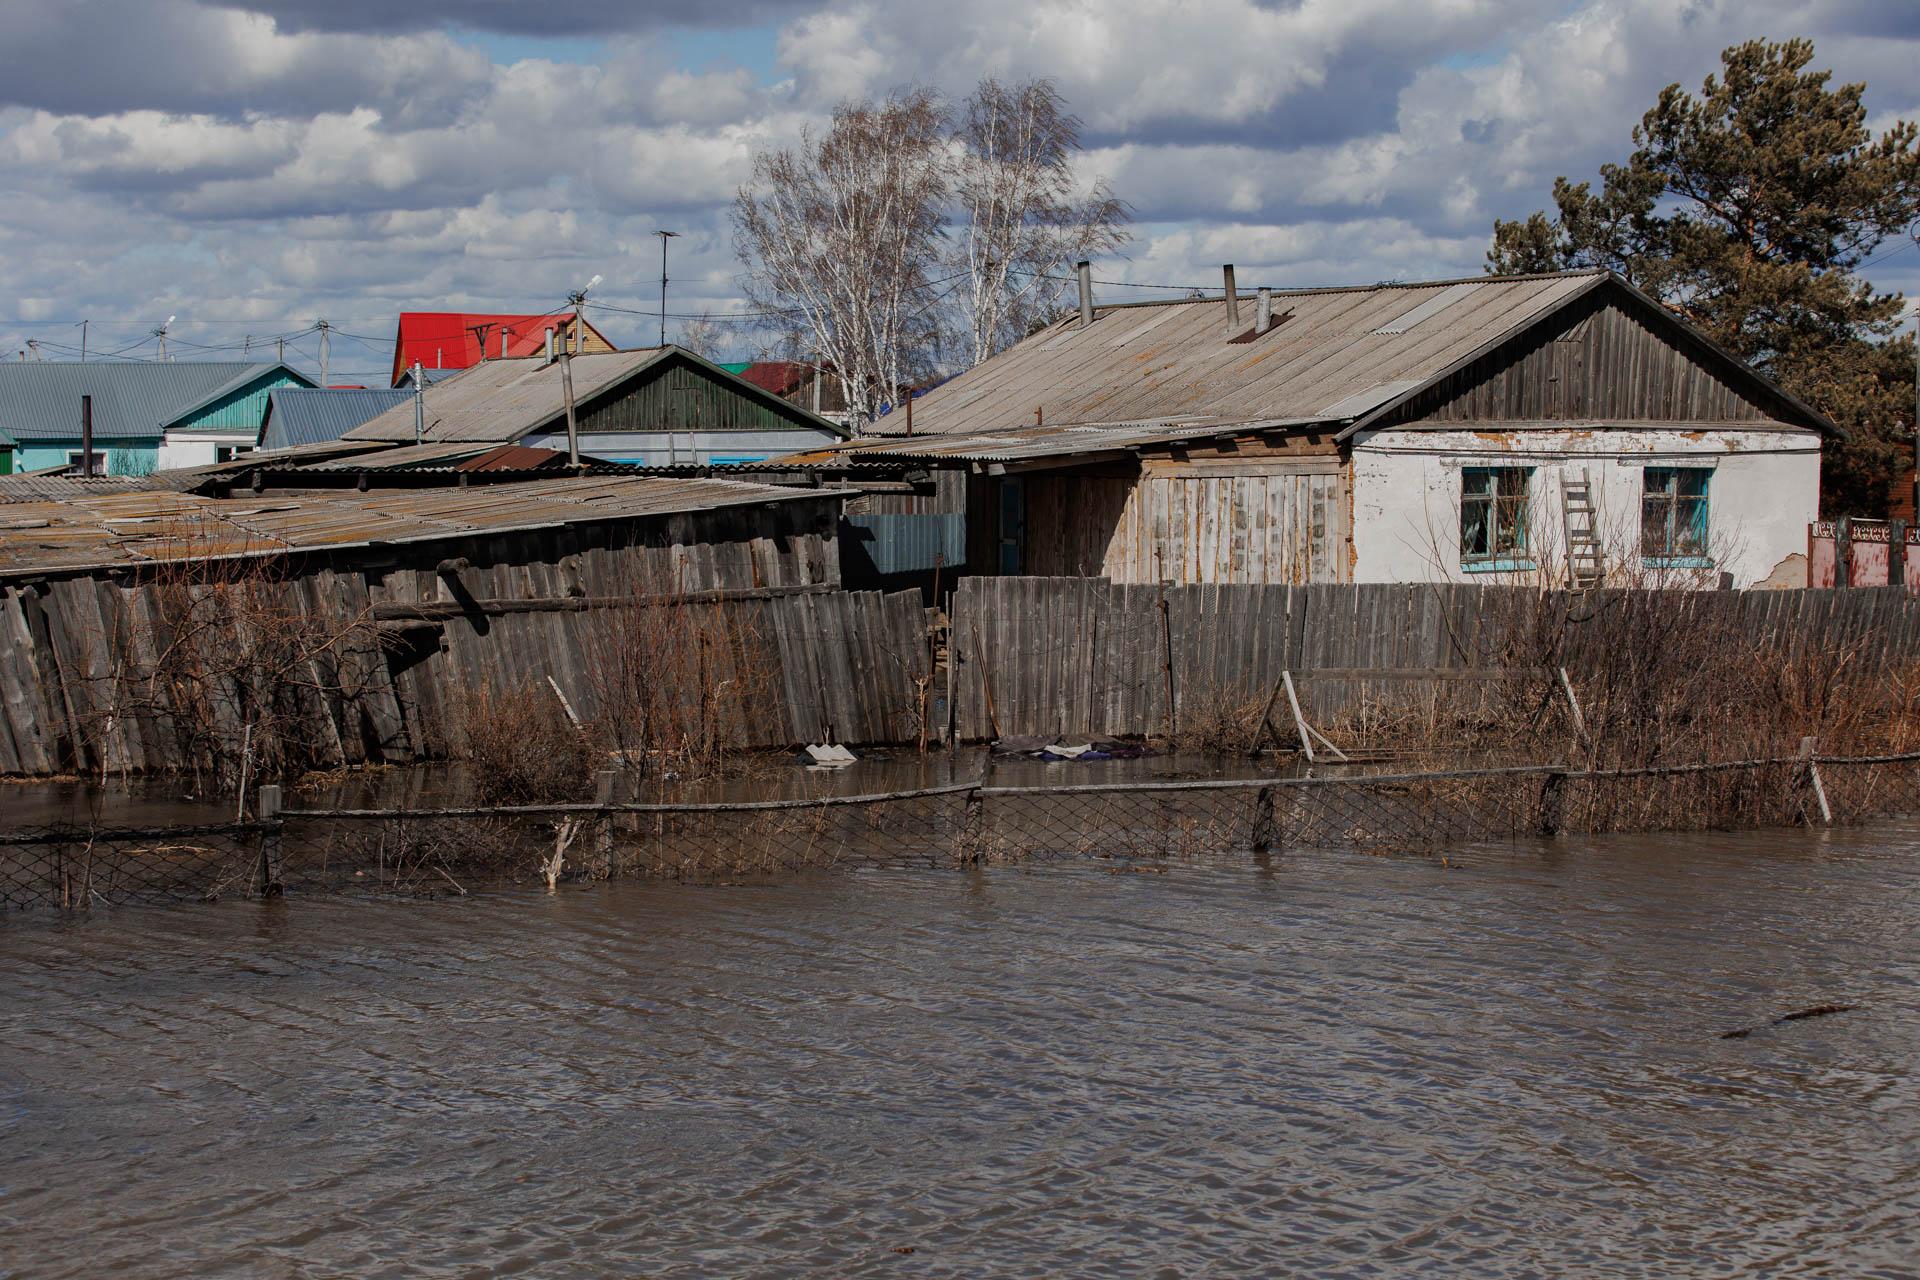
[1072, 268, 1610, 313]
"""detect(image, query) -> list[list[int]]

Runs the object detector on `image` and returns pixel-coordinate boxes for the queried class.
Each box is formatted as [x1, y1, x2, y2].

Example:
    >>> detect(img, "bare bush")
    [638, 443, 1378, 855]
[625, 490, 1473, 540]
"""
[462, 681, 595, 805]
[580, 559, 780, 781]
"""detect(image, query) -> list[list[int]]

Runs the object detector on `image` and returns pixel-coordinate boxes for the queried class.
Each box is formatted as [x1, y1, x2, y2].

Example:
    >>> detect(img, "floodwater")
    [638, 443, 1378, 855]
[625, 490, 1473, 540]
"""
[3, 823, 1918, 1276]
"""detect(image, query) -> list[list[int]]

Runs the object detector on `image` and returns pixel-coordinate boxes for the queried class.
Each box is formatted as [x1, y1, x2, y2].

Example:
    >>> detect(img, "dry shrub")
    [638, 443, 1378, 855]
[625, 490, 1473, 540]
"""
[581, 559, 780, 781]
[461, 681, 595, 804]
[1173, 684, 1274, 754]
[98, 530, 381, 792]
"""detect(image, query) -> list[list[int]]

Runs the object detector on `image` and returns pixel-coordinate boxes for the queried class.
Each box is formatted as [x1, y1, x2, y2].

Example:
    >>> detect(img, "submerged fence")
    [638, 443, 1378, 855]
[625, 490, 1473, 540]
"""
[7, 750, 1920, 910]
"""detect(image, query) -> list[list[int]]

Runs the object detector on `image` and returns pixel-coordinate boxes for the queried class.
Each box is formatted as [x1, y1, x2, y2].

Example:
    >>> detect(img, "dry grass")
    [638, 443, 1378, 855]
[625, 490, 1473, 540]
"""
[461, 681, 596, 805]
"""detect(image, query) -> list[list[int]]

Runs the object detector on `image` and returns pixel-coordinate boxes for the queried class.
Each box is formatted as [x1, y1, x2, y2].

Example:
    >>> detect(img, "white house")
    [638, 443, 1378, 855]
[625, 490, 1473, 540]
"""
[798, 267, 1834, 590]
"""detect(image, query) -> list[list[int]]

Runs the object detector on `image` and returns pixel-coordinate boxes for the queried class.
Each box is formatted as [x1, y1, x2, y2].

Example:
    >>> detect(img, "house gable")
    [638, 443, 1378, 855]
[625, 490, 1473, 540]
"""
[1362, 278, 1831, 434]
[167, 368, 314, 436]
[576, 350, 850, 438]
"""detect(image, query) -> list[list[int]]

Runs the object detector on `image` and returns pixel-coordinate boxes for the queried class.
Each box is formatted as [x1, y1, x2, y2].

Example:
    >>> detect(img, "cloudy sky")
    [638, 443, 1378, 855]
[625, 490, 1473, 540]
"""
[2, 0, 1917, 385]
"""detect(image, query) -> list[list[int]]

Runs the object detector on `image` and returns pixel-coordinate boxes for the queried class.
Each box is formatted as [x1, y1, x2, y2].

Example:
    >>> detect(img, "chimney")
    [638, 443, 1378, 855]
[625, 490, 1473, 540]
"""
[80, 395, 93, 478]
[1256, 287, 1273, 335]
[545, 327, 556, 363]
[1223, 265, 1240, 331]
[1076, 260, 1094, 328]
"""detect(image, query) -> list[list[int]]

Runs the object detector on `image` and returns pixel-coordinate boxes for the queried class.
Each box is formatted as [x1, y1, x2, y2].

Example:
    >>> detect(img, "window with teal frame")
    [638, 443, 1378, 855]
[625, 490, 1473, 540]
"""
[1460, 466, 1533, 570]
[1642, 467, 1711, 566]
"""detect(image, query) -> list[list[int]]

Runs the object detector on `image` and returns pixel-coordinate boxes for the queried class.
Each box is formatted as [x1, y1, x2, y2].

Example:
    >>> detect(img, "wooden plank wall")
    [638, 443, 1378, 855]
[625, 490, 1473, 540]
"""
[1022, 467, 1348, 585]
[0, 513, 928, 778]
[949, 577, 1920, 739]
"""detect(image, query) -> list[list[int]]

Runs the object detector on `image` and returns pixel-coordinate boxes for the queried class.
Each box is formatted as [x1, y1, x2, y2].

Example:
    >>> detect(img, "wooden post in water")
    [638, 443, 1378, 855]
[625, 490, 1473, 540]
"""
[593, 768, 618, 878]
[255, 783, 284, 896]
[1796, 736, 1832, 825]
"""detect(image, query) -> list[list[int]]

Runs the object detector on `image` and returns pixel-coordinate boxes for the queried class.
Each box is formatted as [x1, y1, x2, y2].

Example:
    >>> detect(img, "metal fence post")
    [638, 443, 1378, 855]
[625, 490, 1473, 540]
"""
[594, 768, 618, 878]
[255, 784, 284, 896]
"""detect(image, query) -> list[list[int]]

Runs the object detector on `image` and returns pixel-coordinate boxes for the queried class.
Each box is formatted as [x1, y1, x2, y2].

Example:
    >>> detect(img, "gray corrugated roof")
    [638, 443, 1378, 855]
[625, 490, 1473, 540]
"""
[347, 349, 672, 443]
[347, 346, 853, 445]
[0, 362, 307, 441]
[263, 388, 413, 450]
[0, 474, 166, 503]
[890, 272, 1608, 436]
[778, 417, 1329, 465]
[0, 475, 850, 578]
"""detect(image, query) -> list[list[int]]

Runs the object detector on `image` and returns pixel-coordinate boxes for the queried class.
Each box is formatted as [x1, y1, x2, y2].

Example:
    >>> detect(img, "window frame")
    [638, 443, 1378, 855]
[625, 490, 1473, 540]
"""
[1641, 465, 1713, 568]
[1459, 465, 1535, 572]
[66, 449, 108, 473]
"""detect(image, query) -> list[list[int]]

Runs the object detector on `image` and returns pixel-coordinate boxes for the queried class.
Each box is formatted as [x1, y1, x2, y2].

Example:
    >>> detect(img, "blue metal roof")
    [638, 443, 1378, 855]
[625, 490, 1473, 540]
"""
[0, 362, 308, 441]
[263, 388, 414, 450]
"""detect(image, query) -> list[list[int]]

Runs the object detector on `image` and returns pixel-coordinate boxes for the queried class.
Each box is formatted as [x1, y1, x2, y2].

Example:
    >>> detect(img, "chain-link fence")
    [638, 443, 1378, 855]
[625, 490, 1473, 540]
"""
[8, 752, 1920, 910]
[0, 821, 269, 909]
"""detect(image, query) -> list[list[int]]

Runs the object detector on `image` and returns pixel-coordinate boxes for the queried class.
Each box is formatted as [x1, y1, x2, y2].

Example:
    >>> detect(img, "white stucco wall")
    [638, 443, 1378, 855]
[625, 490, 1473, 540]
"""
[1348, 426, 1821, 588]
[157, 432, 256, 471]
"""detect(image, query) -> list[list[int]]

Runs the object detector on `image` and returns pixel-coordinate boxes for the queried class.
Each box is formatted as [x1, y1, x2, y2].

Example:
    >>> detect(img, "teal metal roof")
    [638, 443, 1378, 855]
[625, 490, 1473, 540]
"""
[0, 362, 310, 441]
[263, 388, 413, 450]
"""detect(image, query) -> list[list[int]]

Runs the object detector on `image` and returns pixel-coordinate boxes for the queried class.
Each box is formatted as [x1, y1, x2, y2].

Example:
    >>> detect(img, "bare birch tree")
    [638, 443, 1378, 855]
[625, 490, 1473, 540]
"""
[733, 89, 949, 427]
[951, 78, 1128, 367]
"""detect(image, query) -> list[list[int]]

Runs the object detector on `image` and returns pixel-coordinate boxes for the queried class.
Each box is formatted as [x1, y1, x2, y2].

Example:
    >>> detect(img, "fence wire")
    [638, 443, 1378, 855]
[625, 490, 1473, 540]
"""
[7, 754, 1920, 910]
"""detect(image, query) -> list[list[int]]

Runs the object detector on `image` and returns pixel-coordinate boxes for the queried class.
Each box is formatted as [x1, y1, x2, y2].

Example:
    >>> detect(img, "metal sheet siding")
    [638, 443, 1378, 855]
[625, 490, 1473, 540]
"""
[170, 371, 307, 433]
[842, 513, 966, 575]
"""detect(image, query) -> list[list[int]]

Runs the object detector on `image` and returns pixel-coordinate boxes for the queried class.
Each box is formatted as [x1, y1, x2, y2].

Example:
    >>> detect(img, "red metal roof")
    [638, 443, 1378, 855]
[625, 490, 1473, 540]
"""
[389, 312, 612, 385]
[735, 361, 813, 395]
[455, 443, 573, 472]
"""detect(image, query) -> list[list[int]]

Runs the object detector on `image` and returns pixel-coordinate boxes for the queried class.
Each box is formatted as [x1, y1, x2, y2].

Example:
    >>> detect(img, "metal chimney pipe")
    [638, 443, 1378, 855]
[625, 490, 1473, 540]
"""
[412, 363, 425, 445]
[1256, 287, 1273, 335]
[545, 327, 556, 363]
[1223, 265, 1240, 330]
[1076, 260, 1094, 328]
[80, 395, 93, 478]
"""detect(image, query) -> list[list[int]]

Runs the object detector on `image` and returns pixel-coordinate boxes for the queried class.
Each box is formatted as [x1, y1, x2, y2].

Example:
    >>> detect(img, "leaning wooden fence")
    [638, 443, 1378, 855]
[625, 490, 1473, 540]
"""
[0, 574, 932, 778]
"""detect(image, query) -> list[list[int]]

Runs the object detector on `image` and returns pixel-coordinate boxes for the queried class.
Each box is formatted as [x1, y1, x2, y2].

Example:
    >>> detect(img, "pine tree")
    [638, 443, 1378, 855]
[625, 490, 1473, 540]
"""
[1489, 39, 1920, 515]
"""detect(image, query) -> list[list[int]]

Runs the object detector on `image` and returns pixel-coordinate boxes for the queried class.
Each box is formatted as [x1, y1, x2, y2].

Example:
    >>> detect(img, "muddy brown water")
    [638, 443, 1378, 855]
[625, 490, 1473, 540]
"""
[3, 820, 1918, 1275]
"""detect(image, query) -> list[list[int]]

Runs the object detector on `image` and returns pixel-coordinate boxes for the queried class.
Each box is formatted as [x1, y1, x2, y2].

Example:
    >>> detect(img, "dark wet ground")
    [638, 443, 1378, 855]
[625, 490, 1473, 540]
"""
[3, 818, 1917, 1276]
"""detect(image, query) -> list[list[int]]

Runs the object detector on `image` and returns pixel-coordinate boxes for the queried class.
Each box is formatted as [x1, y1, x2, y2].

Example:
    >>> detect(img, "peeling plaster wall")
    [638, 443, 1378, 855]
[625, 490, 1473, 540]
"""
[1348, 426, 1821, 588]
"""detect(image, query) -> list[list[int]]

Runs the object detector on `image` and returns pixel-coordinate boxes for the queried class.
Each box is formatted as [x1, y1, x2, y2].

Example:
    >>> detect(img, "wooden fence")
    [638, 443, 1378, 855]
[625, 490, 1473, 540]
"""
[946, 577, 1920, 740]
[0, 572, 932, 778]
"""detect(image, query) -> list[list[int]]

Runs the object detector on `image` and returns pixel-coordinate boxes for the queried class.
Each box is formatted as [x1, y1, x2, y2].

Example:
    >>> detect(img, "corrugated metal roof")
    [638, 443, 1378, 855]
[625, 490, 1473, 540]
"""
[389, 311, 614, 385]
[778, 417, 1329, 465]
[0, 475, 847, 578]
[0, 474, 166, 503]
[263, 388, 413, 450]
[0, 362, 310, 441]
[347, 349, 673, 444]
[888, 271, 1608, 437]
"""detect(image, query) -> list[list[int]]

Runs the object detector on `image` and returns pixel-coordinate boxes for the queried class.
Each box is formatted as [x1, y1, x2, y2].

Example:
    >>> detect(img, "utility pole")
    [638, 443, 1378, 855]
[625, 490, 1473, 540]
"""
[566, 274, 602, 356]
[560, 348, 580, 467]
[80, 320, 88, 362]
[316, 319, 330, 384]
[277, 336, 285, 362]
[154, 315, 174, 361]
[655, 230, 679, 347]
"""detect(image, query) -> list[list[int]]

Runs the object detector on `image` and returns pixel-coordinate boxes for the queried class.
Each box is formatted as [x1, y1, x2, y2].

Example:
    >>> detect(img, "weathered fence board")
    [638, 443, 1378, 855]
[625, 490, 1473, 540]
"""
[948, 577, 1920, 741]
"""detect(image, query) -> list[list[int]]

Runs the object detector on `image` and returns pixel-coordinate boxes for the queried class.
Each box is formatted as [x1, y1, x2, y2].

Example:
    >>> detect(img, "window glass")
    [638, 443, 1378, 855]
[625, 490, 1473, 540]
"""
[1643, 468, 1710, 561]
[1461, 466, 1531, 564]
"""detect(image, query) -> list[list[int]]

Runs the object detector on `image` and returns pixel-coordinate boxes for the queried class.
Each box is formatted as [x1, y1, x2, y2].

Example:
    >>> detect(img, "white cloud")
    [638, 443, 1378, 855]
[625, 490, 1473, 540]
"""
[0, 0, 1915, 383]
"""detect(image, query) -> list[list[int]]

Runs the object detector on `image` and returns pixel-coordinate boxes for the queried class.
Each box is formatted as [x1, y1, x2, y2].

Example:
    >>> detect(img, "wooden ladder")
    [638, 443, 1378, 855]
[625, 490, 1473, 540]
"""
[1561, 468, 1604, 589]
